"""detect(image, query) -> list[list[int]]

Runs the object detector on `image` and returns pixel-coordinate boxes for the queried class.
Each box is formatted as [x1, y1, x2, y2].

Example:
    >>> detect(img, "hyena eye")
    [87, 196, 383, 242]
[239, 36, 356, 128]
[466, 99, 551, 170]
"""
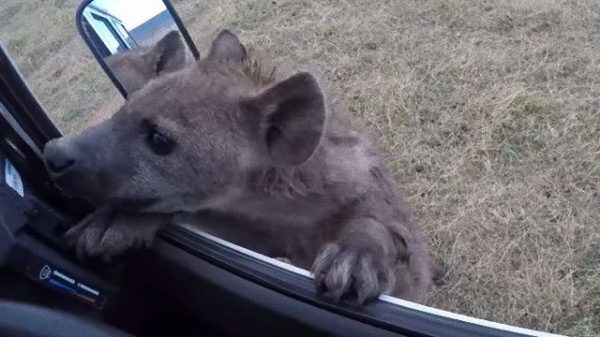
[147, 128, 175, 155]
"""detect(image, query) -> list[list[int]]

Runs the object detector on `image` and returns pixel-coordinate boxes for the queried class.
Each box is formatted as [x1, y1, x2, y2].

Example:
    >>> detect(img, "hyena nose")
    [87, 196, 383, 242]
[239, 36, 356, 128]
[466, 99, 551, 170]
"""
[43, 139, 77, 174]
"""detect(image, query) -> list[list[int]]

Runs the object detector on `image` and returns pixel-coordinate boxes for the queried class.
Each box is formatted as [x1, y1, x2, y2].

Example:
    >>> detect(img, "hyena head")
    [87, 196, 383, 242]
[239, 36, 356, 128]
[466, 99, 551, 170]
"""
[43, 30, 327, 213]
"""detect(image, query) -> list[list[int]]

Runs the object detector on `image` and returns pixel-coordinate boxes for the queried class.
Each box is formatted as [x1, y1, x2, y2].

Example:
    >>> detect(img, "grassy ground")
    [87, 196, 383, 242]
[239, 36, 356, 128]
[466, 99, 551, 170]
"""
[1, 0, 599, 335]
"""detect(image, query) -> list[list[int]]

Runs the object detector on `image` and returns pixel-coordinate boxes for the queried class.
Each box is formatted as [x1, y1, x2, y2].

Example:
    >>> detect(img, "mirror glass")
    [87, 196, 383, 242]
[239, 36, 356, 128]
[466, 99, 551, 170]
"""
[79, 0, 198, 96]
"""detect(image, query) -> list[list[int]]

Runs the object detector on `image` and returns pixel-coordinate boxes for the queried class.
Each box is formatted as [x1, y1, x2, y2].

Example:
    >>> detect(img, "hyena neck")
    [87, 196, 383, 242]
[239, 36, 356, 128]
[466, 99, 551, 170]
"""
[206, 108, 390, 226]
[249, 166, 326, 200]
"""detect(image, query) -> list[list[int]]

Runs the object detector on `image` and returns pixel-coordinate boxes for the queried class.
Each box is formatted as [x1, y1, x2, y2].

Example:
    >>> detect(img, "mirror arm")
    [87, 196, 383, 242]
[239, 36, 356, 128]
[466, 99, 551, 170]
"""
[162, 0, 200, 60]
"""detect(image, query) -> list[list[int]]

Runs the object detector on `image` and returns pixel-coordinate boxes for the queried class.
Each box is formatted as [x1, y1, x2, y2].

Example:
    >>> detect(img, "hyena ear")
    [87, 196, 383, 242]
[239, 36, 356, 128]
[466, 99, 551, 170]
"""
[106, 30, 186, 94]
[150, 30, 187, 76]
[243, 73, 326, 166]
[207, 29, 247, 63]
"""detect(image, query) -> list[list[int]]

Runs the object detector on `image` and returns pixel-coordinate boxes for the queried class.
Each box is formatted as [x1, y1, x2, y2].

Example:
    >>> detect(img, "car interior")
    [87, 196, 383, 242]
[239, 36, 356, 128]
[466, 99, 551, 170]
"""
[0, 1, 567, 336]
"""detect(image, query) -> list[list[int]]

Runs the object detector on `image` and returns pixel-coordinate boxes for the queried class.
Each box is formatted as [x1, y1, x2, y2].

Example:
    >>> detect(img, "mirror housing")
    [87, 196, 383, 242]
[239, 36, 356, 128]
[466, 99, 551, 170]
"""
[76, 0, 200, 98]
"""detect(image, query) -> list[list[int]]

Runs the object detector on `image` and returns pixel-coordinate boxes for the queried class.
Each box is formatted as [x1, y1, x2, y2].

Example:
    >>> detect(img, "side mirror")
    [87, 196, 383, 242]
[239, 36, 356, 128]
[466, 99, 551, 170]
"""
[76, 0, 200, 98]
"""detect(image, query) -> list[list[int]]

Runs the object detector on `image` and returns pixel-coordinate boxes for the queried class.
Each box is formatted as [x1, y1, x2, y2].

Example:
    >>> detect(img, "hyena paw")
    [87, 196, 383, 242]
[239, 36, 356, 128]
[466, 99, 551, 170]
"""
[312, 243, 395, 305]
[64, 210, 156, 259]
[274, 256, 293, 264]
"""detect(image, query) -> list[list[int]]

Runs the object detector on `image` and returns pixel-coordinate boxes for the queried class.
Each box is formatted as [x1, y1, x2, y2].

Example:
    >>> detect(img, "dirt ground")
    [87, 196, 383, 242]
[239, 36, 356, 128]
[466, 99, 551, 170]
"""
[1, 0, 599, 335]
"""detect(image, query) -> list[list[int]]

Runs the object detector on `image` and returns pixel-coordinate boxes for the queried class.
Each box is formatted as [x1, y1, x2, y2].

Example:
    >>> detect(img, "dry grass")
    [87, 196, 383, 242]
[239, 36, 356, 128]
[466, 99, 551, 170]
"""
[0, 0, 123, 134]
[2, 0, 600, 335]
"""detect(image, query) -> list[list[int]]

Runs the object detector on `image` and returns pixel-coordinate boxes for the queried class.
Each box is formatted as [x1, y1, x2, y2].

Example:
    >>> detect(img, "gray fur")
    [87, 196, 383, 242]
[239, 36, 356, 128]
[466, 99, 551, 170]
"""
[44, 29, 436, 305]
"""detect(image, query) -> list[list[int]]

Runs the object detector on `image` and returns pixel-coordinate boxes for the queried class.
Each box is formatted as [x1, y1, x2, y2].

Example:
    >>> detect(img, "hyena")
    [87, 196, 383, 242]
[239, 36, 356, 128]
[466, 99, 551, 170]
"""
[43, 30, 437, 305]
